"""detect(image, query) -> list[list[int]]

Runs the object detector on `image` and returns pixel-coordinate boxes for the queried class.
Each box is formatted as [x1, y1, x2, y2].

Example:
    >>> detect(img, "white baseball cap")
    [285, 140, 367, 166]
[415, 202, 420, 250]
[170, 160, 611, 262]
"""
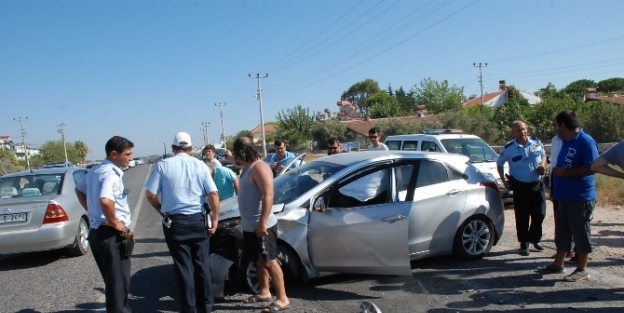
[172, 132, 192, 148]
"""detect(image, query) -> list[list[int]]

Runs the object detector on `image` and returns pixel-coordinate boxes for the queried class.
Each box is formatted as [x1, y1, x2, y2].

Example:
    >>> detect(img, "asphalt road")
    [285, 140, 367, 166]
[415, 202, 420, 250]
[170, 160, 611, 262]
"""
[1, 165, 623, 313]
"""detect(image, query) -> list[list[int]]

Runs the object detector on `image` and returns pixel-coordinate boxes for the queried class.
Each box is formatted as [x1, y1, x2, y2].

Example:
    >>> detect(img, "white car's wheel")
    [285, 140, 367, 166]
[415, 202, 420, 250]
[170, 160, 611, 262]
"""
[453, 216, 493, 260]
[68, 218, 90, 256]
[243, 245, 301, 293]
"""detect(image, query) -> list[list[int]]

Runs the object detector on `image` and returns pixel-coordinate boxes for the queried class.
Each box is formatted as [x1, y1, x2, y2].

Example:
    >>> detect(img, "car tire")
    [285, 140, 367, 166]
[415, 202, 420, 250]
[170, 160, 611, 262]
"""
[453, 215, 494, 260]
[68, 218, 90, 257]
[242, 244, 301, 294]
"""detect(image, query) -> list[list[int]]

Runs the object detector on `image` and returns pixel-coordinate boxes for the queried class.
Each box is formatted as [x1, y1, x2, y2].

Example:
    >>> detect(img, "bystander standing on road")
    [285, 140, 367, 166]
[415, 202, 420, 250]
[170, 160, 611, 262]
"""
[537, 110, 599, 281]
[366, 127, 389, 151]
[233, 137, 290, 312]
[203, 144, 223, 168]
[327, 137, 343, 155]
[591, 140, 624, 179]
[144, 132, 220, 313]
[266, 139, 297, 176]
[207, 163, 239, 201]
[497, 120, 548, 256]
[549, 120, 576, 261]
[75, 136, 135, 313]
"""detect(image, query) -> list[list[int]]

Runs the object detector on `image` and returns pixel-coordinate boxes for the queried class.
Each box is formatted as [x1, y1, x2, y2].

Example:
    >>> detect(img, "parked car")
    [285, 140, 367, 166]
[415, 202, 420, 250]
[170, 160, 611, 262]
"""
[385, 129, 512, 202]
[0, 167, 90, 256]
[85, 162, 101, 170]
[42, 161, 75, 168]
[212, 151, 505, 292]
[133, 157, 145, 165]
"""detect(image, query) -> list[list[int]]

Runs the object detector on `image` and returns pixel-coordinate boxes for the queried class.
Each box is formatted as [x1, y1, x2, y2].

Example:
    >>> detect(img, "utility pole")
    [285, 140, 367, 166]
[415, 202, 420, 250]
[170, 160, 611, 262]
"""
[58, 122, 68, 164]
[215, 102, 226, 146]
[201, 122, 210, 146]
[13, 117, 31, 172]
[473, 62, 488, 105]
[249, 73, 269, 156]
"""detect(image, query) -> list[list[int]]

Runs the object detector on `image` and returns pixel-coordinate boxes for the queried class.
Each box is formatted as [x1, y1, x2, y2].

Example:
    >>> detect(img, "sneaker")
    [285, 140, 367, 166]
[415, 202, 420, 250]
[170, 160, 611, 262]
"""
[564, 269, 590, 282]
[536, 264, 566, 274]
[519, 243, 530, 256]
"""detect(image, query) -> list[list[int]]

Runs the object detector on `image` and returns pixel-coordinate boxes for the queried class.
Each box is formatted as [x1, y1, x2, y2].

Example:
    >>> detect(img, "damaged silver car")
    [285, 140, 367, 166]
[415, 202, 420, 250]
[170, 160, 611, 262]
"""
[211, 151, 505, 292]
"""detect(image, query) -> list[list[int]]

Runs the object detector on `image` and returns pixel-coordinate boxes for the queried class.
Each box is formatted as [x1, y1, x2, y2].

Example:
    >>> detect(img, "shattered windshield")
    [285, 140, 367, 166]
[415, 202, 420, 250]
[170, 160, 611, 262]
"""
[273, 161, 344, 204]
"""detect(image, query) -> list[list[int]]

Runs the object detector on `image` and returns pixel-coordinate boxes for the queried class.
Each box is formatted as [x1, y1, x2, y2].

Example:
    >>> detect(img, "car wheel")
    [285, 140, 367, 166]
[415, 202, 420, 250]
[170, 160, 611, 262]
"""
[68, 218, 90, 256]
[453, 215, 494, 260]
[242, 245, 301, 293]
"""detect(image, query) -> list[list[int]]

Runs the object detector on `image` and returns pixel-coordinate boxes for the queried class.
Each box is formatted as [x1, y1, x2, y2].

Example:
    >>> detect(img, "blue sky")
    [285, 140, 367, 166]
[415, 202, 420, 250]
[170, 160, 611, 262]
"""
[2, 0, 623, 159]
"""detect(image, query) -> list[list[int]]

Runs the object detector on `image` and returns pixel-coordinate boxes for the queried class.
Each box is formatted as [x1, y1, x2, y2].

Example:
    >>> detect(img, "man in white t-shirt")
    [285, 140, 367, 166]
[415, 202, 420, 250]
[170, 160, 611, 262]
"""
[202, 144, 223, 168]
[367, 127, 389, 151]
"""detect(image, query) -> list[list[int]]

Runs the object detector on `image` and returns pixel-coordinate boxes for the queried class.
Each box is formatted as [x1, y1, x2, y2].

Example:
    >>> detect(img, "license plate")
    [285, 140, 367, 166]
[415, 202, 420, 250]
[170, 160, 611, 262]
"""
[0, 212, 28, 224]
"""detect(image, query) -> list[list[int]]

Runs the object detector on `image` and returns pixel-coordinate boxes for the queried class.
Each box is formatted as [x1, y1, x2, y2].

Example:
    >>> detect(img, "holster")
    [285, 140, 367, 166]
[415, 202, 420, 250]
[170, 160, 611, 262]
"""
[119, 229, 135, 257]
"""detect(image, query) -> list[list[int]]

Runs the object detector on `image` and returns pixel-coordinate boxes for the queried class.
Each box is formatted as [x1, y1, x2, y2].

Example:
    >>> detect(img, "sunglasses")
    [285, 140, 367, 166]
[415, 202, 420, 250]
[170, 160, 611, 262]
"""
[368, 135, 378, 139]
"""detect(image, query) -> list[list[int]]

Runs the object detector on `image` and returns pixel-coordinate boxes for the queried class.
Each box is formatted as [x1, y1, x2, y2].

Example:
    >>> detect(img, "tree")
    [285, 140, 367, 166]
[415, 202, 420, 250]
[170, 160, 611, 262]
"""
[341, 79, 382, 117]
[37, 140, 81, 165]
[525, 97, 581, 141]
[597, 77, 624, 93]
[491, 101, 531, 145]
[393, 86, 417, 115]
[537, 82, 562, 99]
[562, 79, 596, 99]
[368, 92, 401, 118]
[0, 150, 19, 175]
[412, 78, 466, 114]
[439, 107, 499, 144]
[74, 140, 89, 165]
[582, 102, 624, 143]
[311, 120, 349, 149]
[275, 104, 315, 150]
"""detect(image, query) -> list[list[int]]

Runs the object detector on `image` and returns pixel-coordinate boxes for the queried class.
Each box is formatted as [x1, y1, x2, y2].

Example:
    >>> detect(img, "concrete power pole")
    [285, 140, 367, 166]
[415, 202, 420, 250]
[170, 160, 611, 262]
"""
[201, 122, 210, 146]
[58, 122, 68, 164]
[13, 117, 31, 172]
[249, 73, 268, 157]
[473, 62, 488, 105]
[215, 102, 226, 146]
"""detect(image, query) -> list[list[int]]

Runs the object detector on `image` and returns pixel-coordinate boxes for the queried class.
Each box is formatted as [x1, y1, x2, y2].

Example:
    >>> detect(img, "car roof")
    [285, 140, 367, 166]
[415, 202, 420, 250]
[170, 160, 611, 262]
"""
[314, 150, 470, 166]
[385, 133, 481, 140]
[1, 167, 83, 178]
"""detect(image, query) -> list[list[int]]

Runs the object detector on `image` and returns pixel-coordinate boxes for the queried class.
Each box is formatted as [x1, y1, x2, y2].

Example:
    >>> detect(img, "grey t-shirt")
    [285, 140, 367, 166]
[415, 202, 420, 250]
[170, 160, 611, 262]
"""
[602, 140, 624, 168]
[237, 161, 278, 232]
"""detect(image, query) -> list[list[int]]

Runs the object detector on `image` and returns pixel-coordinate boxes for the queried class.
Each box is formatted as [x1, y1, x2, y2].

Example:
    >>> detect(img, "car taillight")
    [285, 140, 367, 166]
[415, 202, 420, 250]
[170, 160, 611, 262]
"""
[480, 181, 499, 191]
[43, 203, 69, 224]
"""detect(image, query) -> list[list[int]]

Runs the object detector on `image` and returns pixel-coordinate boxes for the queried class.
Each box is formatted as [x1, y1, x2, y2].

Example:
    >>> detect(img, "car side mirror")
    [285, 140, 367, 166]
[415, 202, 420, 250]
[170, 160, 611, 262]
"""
[313, 197, 326, 212]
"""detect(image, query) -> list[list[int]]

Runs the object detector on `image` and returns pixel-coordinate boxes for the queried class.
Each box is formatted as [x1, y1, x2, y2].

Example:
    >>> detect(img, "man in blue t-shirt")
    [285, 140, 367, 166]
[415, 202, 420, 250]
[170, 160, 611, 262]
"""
[591, 140, 624, 179]
[208, 164, 239, 201]
[537, 111, 598, 282]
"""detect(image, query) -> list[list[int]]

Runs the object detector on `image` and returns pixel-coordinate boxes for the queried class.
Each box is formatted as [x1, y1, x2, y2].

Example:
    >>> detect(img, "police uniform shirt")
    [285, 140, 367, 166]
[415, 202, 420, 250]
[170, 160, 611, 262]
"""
[496, 137, 545, 183]
[144, 153, 218, 215]
[76, 159, 131, 229]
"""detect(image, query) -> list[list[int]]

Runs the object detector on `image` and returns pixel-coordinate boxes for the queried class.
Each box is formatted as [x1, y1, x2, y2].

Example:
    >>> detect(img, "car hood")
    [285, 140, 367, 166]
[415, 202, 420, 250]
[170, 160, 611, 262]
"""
[217, 197, 285, 220]
[470, 161, 507, 185]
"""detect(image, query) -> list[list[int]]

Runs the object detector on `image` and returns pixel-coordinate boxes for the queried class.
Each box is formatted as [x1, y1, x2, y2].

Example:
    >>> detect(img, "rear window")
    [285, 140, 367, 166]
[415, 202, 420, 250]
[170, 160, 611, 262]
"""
[0, 174, 63, 198]
[386, 141, 401, 150]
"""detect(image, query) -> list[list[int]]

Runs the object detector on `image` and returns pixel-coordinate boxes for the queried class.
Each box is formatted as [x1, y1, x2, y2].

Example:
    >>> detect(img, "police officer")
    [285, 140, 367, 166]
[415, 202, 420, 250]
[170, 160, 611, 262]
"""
[144, 132, 220, 313]
[497, 120, 548, 256]
[75, 136, 135, 313]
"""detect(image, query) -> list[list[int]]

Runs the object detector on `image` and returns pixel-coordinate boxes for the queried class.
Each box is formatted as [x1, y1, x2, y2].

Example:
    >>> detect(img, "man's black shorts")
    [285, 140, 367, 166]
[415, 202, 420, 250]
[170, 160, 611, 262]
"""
[243, 224, 278, 262]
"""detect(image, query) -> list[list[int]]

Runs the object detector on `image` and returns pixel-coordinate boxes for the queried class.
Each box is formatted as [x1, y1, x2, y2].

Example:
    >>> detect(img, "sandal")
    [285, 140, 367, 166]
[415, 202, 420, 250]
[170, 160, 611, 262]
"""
[243, 295, 274, 303]
[261, 303, 290, 312]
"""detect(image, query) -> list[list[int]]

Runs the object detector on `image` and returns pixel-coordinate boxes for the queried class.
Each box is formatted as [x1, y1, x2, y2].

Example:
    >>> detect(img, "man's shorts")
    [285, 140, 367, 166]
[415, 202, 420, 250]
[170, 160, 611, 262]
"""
[243, 224, 278, 262]
[555, 200, 595, 254]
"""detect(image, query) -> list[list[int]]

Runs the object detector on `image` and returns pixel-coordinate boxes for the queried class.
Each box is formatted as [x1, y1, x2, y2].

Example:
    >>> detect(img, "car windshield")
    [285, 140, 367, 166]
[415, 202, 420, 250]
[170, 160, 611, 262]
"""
[273, 161, 344, 204]
[441, 138, 499, 162]
[0, 174, 63, 198]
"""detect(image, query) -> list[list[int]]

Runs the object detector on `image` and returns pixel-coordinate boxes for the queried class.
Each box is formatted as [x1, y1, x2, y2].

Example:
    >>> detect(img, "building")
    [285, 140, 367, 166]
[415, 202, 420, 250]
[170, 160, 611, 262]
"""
[250, 124, 278, 144]
[584, 88, 624, 105]
[463, 81, 542, 108]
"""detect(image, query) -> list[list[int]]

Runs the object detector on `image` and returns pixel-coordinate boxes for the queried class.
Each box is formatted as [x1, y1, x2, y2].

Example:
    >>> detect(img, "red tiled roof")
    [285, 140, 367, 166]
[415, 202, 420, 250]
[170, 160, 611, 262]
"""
[586, 96, 624, 105]
[250, 124, 278, 134]
[463, 91, 504, 107]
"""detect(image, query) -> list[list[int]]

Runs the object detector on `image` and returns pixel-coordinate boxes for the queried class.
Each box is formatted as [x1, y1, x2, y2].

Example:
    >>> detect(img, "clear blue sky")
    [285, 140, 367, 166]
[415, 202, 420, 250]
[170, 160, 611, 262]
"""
[2, 0, 623, 159]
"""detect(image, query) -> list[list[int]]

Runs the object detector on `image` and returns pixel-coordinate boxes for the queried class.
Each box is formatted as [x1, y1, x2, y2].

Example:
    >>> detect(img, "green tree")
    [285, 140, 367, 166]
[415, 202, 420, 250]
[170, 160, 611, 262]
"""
[275, 104, 315, 150]
[74, 140, 89, 165]
[0, 150, 19, 175]
[369, 92, 401, 118]
[37, 140, 81, 165]
[439, 108, 500, 144]
[562, 79, 596, 99]
[525, 97, 581, 141]
[582, 102, 624, 142]
[374, 118, 442, 137]
[341, 79, 382, 117]
[491, 100, 531, 145]
[537, 82, 562, 99]
[597, 77, 624, 93]
[394, 86, 417, 115]
[311, 120, 349, 149]
[412, 78, 466, 114]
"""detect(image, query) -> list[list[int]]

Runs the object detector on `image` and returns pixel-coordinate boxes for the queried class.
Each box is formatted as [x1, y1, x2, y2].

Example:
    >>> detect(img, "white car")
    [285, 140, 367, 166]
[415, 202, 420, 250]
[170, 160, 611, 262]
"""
[385, 129, 512, 201]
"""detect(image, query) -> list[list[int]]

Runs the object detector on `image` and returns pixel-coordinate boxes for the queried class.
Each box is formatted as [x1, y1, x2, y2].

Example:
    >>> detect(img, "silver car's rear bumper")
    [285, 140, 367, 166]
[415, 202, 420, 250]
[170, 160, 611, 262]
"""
[0, 218, 79, 254]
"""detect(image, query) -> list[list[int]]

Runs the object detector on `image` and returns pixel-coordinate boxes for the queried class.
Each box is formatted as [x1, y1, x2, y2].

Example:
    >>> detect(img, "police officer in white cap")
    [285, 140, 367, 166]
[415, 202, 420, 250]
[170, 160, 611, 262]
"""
[144, 132, 220, 313]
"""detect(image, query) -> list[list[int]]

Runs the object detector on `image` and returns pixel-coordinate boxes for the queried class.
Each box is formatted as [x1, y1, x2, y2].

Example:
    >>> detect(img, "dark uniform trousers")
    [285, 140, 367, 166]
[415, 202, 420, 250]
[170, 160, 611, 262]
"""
[163, 212, 214, 313]
[89, 226, 132, 313]
[511, 176, 546, 244]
